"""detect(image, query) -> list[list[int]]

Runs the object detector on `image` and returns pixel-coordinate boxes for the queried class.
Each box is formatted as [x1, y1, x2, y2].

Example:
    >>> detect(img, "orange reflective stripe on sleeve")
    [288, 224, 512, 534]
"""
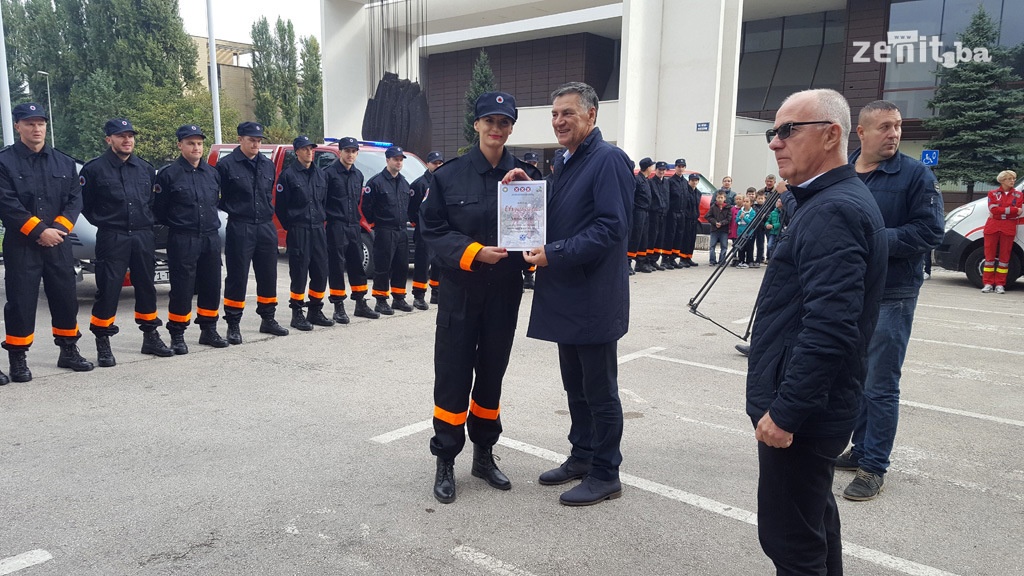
[308, 289, 326, 299]
[460, 242, 484, 271]
[167, 312, 192, 323]
[412, 282, 428, 290]
[329, 288, 347, 297]
[135, 311, 158, 321]
[256, 296, 277, 304]
[434, 406, 468, 426]
[289, 292, 305, 301]
[91, 315, 116, 327]
[469, 399, 500, 420]
[20, 216, 42, 236]
[52, 326, 79, 337]
[5, 333, 34, 346]
[224, 298, 246, 309]
[54, 215, 74, 232]
[196, 307, 218, 317]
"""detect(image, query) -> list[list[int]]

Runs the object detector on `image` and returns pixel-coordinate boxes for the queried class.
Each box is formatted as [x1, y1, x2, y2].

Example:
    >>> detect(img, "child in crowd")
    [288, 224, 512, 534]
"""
[765, 198, 784, 262]
[752, 191, 767, 268]
[728, 195, 742, 266]
[706, 192, 730, 265]
[735, 196, 756, 268]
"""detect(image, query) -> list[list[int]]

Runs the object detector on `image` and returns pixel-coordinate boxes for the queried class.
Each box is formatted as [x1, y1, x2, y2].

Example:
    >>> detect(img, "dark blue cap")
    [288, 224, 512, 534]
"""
[13, 102, 47, 122]
[176, 124, 205, 141]
[639, 157, 654, 171]
[105, 118, 136, 136]
[385, 146, 406, 159]
[655, 161, 668, 170]
[426, 151, 444, 163]
[675, 158, 687, 167]
[237, 121, 265, 138]
[688, 173, 701, 180]
[474, 91, 517, 122]
[293, 135, 315, 149]
[523, 152, 539, 162]
[337, 136, 359, 150]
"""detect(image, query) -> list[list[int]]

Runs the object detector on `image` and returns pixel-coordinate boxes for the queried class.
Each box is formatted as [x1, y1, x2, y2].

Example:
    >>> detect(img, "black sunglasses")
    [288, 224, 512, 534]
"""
[765, 121, 833, 144]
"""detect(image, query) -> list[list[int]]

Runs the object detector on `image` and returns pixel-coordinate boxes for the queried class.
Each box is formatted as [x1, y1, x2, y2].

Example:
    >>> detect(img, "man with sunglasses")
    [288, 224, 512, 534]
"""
[747, 89, 887, 574]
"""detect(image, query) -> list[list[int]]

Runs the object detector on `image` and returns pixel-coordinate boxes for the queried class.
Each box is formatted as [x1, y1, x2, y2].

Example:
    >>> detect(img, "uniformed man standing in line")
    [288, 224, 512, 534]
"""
[324, 137, 377, 322]
[646, 161, 670, 271]
[664, 159, 687, 269]
[276, 136, 333, 331]
[0, 102, 94, 382]
[153, 124, 229, 354]
[631, 158, 655, 273]
[363, 146, 414, 315]
[523, 151, 541, 174]
[678, 173, 702, 268]
[81, 118, 173, 365]
[409, 151, 444, 310]
[217, 122, 289, 343]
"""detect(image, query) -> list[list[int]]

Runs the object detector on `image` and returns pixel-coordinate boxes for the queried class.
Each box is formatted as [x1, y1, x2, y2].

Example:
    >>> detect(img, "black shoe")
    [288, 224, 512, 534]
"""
[429, 291, 439, 305]
[637, 263, 653, 273]
[226, 320, 242, 345]
[198, 326, 229, 348]
[679, 259, 692, 268]
[834, 449, 860, 471]
[653, 261, 665, 271]
[290, 308, 313, 331]
[354, 299, 380, 319]
[628, 266, 636, 276]
[843, 468, 884, 501]
[730, 261, 739, 267]
[433, 457, 456, 504]
[688, 259, 698, 267]
[413, 297, 429, 311]
[663, 259, 677, 269]
[141, 331, 174, 357]
[170, 331, 189, 355]
[375, 299, 394, 316]
[392, 297, 414, 312]
[539, 457, 592, 486]
[333, 302, 350, 324]
[523, 273, 535, 290]
[559, 476, 622, 506]
[8, 350, 32, 382]
[57, 343, 94, 372]
[471, 444, 511, 490]
[260, 317, 290, 336]
[95, 335, 116, 367]
[735, 343, 750, 357]
[307, 307, 335, 327]
[0, 369, 8, 385]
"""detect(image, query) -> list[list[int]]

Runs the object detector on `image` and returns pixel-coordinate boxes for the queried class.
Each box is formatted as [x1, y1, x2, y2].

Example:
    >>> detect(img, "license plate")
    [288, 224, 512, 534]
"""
[154, 270, 170, 283]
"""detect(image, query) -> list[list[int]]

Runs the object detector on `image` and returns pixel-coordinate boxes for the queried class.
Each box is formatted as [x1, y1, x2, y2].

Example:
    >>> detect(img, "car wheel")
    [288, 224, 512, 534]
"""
[964, 244, 985, 288]
[361, 230, 375, 278]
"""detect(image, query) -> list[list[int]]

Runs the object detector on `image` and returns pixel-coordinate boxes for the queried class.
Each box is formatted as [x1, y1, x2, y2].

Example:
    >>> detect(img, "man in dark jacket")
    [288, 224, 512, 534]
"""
[324, 137, 375, 322]
[665, 159, 688, 268]
[520, 82, 633, 507]
[679, 172, 702, 267]
[628, 157, 653, 273]
[749, 89, 887, 574]
[838, 100, 944, 501]
[363, 146, 414, 315]
[646, 162, 669, 270]
[409, 151, 444, 309]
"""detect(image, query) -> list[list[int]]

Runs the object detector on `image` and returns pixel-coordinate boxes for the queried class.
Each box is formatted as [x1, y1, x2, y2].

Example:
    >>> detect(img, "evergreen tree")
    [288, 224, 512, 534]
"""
[298, 36, 324, 142]
[251, 16, 277, 125]
[274, 18, 298, 128]
[924, 7, 1024, 197]
[463, 49, 495, 149]
[66, 69, 125, 159]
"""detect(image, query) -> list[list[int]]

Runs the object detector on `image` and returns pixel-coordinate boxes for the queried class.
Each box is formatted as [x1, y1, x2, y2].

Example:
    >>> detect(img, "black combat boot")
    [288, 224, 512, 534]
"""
[307, 304, 335, 327]
[333, 301, 350, 324]
[523, 271, 535, 289]
[0, 367, 8, 385]
[169, 330, 189, 355]
[290, 308, 313, 331]
[198, 325, 229, 348]
[141, 330, 174, 357]
[429, 290, 439, 305]
[413, 296, 429, 310]
[226, 318, 242, 345]
[374, 298, 394, 316]
[353, 298, 380, 319]
[57, 343, 94, 371]
[8, 350, 31, 382]
[471, 444, 511, 490]
[434, 457, 456, 504]
[392, 297, 413, 312]
[95, 335, 116, 367]
[259, 315, 290, 336]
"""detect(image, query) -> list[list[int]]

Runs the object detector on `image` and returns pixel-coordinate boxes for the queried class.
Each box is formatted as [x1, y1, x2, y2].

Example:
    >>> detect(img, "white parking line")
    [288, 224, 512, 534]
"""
[618, 347, 665, 364]
[451, 545, 540, 576]
[909, 337, 1024, 357]
[901, 400, 1024, 428]
[647, 353, 747, 376]
[917, 303, 1024, 317]
[0, 550, 53, 575]
[369, 419, 432, 444]
[732, 316, 751, 324]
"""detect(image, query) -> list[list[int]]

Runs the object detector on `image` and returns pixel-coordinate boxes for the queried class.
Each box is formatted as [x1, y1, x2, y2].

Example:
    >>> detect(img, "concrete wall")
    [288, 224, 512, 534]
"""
[322, 0, 370, 139]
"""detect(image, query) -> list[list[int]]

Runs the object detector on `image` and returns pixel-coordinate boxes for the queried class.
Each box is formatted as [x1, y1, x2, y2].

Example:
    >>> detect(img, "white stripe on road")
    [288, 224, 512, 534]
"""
[647, 353, 748, 376]
[369, 419, 432, 444]
[732, 316, 751, 324]
[617, 347, 665, 364]
[909, 338, 1024, 357]
[917, 303, 1024, 317]
[451, 545, 540, 576]
[901, 400, 1024, 428]
[0, 550, 53, 575]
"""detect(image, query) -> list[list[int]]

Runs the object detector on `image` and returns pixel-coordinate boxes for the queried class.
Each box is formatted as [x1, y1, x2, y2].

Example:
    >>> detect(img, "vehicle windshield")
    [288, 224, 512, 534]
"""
[280, 147, 426, 182]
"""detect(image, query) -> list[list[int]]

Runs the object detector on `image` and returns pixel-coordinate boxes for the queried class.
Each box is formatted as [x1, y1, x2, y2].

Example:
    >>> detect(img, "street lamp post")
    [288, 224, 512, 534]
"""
[36, 71, 54, 148]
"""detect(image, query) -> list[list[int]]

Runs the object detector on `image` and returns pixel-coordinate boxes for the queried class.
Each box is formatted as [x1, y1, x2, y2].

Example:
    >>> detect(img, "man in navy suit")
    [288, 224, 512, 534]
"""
[508, 81, 634, 506]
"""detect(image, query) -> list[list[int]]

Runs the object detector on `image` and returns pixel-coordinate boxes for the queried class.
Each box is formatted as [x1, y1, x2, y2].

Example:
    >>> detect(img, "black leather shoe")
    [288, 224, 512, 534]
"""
[688, 259, 698, 267]
[95, 335, 116, 367]
[141, 331, 174, 357]
[654, 262, 666, 271]
[354, 299, 380, 319]
[471, 444, 511, 490]
[434, 457, 456, 504]
[523, 273, 535, 290]
[628, 266, 636, 276]
[735, 343, 750, 357]
[559, 476, 622, 506]
[226, 320, 242, 345]
[375, 299, 394, 316]
[291, 308, 313, 331]
[679, 259, 693, 268]
[8, 350, 31, 382]
[198, 326, 229, 348]
[259, 317, 290, 336]
[307, 307, 335, 327]
[538, 457, 591, 486]
[57, 344, 94, 371]
[392, 298, 414, 312]
[333, 302, 350, 324]
[170, 331, 189, 355]
[413, 297, 429, 311]
[429, 291, 439, 305]
[0, 369, 8, 385]
[637, 262, 652, 273]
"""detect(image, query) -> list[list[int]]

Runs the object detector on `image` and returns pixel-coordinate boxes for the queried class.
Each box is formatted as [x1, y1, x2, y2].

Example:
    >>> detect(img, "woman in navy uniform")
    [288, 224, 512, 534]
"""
[420, 91, 541, 504]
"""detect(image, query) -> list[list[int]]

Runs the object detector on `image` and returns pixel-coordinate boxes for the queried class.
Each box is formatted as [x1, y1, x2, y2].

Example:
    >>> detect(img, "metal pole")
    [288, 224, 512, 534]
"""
[0, 7, 15, 146]
[37, 72, 54, 148]
[206, 0, 222, 143]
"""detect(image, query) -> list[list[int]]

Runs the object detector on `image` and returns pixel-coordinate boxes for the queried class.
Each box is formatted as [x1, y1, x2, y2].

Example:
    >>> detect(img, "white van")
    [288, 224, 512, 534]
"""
[934, 180, 1024, 287]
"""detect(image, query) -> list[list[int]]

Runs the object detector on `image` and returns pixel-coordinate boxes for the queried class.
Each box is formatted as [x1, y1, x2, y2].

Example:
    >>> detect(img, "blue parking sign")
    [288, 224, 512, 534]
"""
[921, 150, 939, 166]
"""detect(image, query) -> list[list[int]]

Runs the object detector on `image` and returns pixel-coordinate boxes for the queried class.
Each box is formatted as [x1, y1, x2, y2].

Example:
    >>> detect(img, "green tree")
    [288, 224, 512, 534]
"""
[463, 49, 495, 150]
[66, 69, 125, 159]
[274, 17, 298, 128]
[262, 119, 296, 145]
[251, 16, 277, 125]
[121, 85, 240, 164]
[298, 35, 323, 141]
[924, 7, 1024, 198]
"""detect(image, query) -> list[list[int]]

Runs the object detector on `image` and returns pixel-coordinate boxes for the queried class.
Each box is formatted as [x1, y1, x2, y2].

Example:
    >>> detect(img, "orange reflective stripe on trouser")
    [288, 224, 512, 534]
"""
[224, 298, 246, 309]
[351, 284, 368, 293]
[168, 311, 192, 323]
[5, 333, 33, 346]
[412, 282, 428, 290]
[135, 311, 158, 321]
[308, 289, 326, 300]
[429, 280, 439, 287]
[469, 399, 500, 420]
[256, 296, 277, 304]
[329, 288, 347, 297]
[52, 325, 79, 337]
[196, 307, 218, 318]
[91, 315, 116, 327]
[372, 289, 389, 298]
[391, 287, 407, 295]
[434, 405, 468, 426]
[289, 292, 305, 301]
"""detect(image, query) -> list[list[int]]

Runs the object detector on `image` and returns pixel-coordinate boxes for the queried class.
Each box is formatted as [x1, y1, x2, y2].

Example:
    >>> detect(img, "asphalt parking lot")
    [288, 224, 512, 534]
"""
[1, 255, 1021, 575]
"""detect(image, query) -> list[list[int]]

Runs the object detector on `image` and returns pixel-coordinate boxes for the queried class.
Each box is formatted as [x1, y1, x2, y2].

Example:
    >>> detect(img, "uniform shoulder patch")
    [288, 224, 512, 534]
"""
[362, 186, 371, 195]
[153, 183, 162, 194]
[276, 183, 284, 192]
[79, 175, 86, 186]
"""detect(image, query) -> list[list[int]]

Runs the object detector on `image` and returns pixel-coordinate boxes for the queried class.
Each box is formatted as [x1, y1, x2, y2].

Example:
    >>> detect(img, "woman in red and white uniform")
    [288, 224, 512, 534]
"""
[982, 170, 1022, 293]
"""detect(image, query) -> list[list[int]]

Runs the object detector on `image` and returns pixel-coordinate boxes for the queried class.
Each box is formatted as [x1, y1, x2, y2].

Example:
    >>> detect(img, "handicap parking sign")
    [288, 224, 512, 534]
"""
[921, 150, 939, 166]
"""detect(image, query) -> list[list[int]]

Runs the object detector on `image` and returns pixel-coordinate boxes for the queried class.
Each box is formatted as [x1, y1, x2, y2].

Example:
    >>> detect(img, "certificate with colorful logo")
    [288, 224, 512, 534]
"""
[497, 181, 546, 251]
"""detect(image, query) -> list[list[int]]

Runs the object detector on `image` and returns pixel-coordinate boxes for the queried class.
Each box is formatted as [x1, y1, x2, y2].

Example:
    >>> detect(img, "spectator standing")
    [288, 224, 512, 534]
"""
[978, 170, 1021, 294]
[706, 192, 729, 265]
[764, 198, 783, 261]
[718, 175, 736, 205]
[735, 196, 756, 268]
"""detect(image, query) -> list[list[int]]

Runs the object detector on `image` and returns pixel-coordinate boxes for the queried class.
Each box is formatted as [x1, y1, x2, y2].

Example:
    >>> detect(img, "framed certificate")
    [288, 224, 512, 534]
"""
[497, 180, 546, 251]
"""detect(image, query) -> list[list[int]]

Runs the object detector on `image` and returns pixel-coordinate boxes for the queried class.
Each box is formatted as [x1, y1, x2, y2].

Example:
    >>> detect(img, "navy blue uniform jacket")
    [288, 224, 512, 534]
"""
[324, 161, 363, 226]
[80, 149, 156, 231]
[153, 156, 222, 235]
[527, 128, 633, 345]
[746, 164, 887, 437]
[216, 146, 276, 224]
[275, 162, 327, 230]
[0, 141, 81, 241]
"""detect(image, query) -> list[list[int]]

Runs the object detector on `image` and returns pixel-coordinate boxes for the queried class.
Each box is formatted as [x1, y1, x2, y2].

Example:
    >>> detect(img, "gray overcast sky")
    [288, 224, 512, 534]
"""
[178, 0, 321, 45]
